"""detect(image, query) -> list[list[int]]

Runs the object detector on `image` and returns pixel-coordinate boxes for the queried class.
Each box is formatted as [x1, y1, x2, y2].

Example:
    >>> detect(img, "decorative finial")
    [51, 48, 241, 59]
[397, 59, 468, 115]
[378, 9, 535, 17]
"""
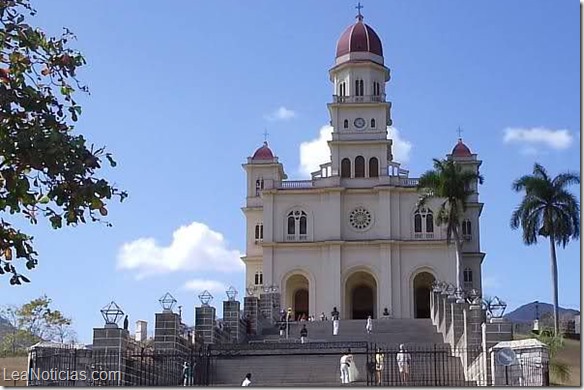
[263, 129, 269, 143]
[457, 126, 463, 140]
[355, 2, 364, 20]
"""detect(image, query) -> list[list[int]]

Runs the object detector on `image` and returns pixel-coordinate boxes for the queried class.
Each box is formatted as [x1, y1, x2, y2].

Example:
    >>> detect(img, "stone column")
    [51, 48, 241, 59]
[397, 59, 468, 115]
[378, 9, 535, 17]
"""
[444, 297, 455, 345]
[438, 292, 448, 338]
[92, 326, 130, 385]
[243, 296, 260, 335]
[259, 292, 280, 324]
[452, 301, 465, 348]
[195, 305, 216, 345]
[223, 300, 243, 343]
[154, 311, 188, 352]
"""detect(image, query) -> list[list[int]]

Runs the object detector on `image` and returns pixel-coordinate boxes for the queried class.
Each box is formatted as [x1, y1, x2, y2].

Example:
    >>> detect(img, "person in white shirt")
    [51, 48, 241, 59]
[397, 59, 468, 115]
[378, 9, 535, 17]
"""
[241, 373, 252, 386]
[365, 315, 373, 334]
[396, 344, 411, 384]
[339, 352, 351, 384]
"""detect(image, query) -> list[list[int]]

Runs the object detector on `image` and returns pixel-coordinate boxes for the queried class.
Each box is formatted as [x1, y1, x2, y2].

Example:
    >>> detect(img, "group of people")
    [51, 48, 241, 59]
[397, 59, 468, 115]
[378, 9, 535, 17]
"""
[240, 344, 411, 387]
[373, 344, 412, 385]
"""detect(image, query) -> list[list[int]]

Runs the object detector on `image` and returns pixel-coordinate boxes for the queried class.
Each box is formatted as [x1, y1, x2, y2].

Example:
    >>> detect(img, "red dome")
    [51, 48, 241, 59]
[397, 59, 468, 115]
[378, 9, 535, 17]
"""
[336, 16, 383, 58]
[252, 142, 274, 160]
[452, 139, 472, 157]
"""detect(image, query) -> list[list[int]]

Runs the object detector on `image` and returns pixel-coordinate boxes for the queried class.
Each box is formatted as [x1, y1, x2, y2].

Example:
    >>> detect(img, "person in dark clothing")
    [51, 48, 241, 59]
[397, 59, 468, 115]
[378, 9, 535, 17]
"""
[123, 315, 129, 330]
[300, 324, 308, 343]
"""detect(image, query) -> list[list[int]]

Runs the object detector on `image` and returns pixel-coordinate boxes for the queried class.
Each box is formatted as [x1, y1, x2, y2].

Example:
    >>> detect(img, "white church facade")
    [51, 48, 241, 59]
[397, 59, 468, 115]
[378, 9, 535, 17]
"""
[241, 12, 484, 320]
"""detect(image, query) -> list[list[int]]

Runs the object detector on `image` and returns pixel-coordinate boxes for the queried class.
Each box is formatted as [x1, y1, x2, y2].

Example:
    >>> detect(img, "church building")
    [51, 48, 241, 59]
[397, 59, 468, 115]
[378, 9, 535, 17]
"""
[241, 10, 484, 320]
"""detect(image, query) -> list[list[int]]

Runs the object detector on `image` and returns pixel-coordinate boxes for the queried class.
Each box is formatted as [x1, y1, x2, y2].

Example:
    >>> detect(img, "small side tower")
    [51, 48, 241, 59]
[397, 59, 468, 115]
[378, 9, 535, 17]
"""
[447, 138, 484, 293]
[241, 142, 286, 294]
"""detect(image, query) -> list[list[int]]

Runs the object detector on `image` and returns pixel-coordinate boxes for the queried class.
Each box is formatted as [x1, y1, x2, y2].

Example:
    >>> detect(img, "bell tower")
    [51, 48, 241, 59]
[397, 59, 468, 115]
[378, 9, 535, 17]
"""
[327, 9, 394, 179]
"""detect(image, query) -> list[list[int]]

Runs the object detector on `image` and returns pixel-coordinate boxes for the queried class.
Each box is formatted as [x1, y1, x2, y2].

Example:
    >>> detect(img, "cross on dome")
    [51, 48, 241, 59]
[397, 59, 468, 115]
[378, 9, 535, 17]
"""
[355, 2, 364, 20]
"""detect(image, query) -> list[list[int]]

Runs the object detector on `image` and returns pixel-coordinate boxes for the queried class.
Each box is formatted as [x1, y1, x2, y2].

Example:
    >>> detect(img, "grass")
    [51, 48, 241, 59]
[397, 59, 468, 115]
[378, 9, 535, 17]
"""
[550, 337, 580, 386]
[0, 356, 28, 387]
[515, 332, 580, 386]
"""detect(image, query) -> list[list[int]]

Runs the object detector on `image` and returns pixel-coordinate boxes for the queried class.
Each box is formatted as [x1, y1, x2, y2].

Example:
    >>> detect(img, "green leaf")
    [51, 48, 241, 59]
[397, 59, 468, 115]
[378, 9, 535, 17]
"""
[38, 195, 49, 204]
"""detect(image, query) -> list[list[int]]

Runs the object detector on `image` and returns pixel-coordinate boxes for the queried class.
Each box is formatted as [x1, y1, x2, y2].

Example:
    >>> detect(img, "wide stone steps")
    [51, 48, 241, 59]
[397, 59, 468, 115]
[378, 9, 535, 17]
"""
[207, 319, 468, 386]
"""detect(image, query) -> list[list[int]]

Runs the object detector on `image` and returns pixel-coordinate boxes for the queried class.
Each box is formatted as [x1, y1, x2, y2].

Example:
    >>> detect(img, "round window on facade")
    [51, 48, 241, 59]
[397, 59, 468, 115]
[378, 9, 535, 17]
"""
[349, 207, 373, 230]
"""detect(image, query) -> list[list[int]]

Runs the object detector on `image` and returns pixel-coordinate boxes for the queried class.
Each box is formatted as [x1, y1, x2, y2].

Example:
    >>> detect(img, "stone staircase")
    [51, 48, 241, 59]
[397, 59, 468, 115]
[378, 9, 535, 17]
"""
[208, 318, 473, 386]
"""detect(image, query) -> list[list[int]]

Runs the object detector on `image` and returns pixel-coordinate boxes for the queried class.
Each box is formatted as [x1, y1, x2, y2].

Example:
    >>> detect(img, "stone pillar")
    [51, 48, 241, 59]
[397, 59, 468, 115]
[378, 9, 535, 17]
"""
[452, 301, 465, 348]
[484, 318, 513, 351]
[154, 311, 189, 353]
[430, 290, 435, 324]
[92, 326, 130, 385]
[223, 300, 243, 343]
[259, 292, 281, 324]
[444, 297, 455, 345]
[243, 296, 260, 335]
[438, 293, 448, 337]
[195, 305, 216, 345]
[463, 303, 484, 367]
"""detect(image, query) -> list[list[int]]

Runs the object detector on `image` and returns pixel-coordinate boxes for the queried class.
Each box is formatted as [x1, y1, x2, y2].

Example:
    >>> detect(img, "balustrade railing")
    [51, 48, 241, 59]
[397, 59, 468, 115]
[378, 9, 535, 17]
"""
[332, 94, 386, 103]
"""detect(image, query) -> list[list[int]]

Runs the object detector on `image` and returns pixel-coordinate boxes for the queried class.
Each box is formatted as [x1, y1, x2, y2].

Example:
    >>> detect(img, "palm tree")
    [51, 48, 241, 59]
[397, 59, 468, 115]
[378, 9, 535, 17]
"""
[417, 158, 484, 290]
[510, 163, 580, 335]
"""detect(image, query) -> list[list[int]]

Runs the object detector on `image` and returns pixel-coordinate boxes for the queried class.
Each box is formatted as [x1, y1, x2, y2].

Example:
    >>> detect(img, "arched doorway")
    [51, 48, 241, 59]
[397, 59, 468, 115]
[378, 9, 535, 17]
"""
[294, 289, 308, 319]
[285, 274, 309, 320]
[345, 271, 377, 319]
[413, 272, 435, 318]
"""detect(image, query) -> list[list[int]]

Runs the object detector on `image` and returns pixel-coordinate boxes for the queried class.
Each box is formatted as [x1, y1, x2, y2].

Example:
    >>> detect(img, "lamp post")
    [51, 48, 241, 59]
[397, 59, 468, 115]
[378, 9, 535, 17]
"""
[226, 286, 238, 301]
[488, 296, 507, 321]
[159, 292, 177, 313]
[198, 290, 213, 307]
[100, 301, 124, 328]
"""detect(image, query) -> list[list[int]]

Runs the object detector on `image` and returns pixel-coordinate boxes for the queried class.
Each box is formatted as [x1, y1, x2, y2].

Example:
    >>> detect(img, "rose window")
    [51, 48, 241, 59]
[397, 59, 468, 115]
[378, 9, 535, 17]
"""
[349, 207, 372, 230]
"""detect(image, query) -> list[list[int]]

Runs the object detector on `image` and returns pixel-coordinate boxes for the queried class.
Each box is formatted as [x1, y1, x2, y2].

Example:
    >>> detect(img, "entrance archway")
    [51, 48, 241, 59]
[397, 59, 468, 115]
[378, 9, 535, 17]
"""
[285, 274, 309, 320]
[294, 289, 308, 319]
[345, 271, 377, 319]
[413, 272, 435, 318]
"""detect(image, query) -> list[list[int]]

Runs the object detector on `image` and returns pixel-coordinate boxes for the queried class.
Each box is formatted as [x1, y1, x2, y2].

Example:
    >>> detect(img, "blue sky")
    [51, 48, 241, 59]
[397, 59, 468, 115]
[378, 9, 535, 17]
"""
[4, 0, 579, 343]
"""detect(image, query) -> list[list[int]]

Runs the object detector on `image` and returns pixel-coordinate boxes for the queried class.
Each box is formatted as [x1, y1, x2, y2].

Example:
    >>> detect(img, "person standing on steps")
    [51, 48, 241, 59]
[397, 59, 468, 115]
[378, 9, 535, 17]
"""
[396, 344, 411, 385]
[331, 307, 340, 336]
[375, 347, 384, 386]
[241, 373, 252, 386]
[366, 315, 373, 334]
[339, 351, 351, 384]
[300, 324, 308, 343]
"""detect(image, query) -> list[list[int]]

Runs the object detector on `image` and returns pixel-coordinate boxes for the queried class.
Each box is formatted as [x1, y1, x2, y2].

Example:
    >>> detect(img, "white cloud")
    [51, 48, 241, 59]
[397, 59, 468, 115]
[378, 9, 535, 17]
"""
[503, 127, 573, 152]
[299, 125, 333, 176]
[388, 127, 413, 163]
[117, 222, 244, 279]
[298, 125, 413, 177]
[182, 279, 227, 296]
[264, 106, 296, 121]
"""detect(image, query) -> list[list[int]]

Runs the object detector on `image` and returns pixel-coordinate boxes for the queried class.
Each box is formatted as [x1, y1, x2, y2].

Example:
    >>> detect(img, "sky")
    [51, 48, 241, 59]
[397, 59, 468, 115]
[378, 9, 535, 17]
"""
[3, 0, 580, 343]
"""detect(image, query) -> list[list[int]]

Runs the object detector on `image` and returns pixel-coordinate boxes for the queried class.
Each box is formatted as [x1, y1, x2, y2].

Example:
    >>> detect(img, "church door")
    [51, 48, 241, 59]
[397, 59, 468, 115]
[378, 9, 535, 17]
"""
[413, 272, 435, 318]
[352, 285, 374, 319]
[294, 289, 309, 320]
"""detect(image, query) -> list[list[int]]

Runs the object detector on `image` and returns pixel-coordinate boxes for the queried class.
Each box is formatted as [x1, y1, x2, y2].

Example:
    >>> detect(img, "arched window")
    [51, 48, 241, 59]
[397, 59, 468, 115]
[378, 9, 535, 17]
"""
[355, 156, 365, 177]
[371, 118, 376, 128]
[463, 268, 473, 289]
[287, 210, 308, 241]
[300, 215, 307, 235]
[339, 82, 346, 97]
[369, 157, 379, 177]
[414, 208, 434, 238]
[255, 271, 263, 286]
[426, 211, 434, 233]
[414, 213, 422, 233]
[355, 80, 364, 96]
[287, 215, 295, 235]
[254, 223, 263, 242]
[343, 119, 349, 129]
[462, 219, 472, 239]
[373, 81, 381, 96]
[341, 158, 351, 178]
[255, 177, 264, 196]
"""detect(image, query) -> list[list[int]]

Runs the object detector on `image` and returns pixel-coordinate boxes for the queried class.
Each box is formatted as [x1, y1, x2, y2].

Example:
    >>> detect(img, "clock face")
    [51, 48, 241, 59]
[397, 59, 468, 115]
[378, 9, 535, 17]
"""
[354, 118, 366, 129]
